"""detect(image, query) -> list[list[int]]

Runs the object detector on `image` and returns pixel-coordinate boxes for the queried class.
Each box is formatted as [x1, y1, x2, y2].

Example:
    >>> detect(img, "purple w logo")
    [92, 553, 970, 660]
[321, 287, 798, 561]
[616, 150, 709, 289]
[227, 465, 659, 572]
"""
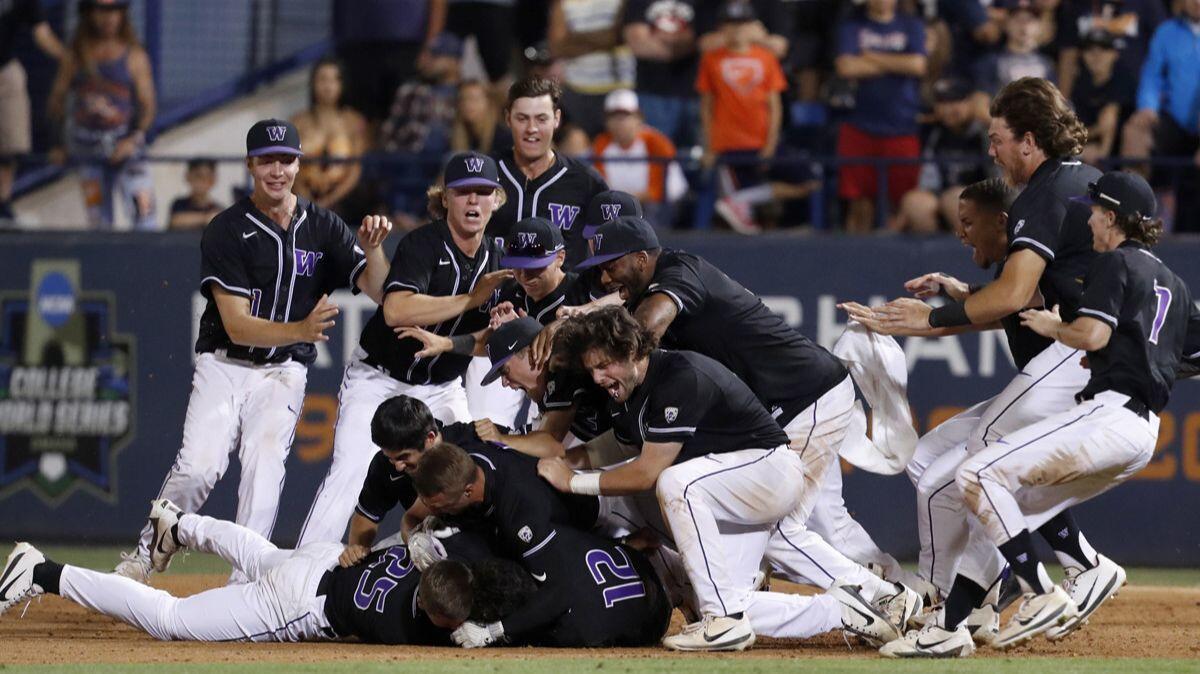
[547, 203, 581, 231]
[465, 157, 485, 173]
[294, 249, 324, 277]
[266, 126, 287, 142]
[600, 204, 621, 221]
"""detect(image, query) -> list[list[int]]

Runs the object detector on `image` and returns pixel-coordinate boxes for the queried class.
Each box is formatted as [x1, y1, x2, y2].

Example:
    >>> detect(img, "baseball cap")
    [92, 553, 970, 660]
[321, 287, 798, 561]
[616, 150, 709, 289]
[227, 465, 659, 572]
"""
[719, 1, 758, 23]
[443, 151, 502, 190]
[583, 190, 644, 239]
[481, 317, 544, 385]
[1080, 30, 1118, 50]
[932, 78, 973, 103]
[1002, 0, 1040, 15]
[429, 32, 464, 58]
[1074, 171, 1156, 219]
[501, 217, 565, 269]
[81, 0, 130, 8]
[604, 89, 640, 114]
[576, 216, 660, 270]
[246, 119, 303, 157]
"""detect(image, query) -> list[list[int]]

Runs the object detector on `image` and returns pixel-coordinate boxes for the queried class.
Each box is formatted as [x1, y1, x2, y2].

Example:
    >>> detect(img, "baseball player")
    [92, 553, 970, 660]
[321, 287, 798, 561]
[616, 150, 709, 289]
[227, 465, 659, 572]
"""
[1, 503, 453, 644]
[573, 215, 920, 592]
[534, 307, 919, 651]
[296, 151, 512, 547]
[115, 119, 392, 582]
[961, 170, 1195, 649]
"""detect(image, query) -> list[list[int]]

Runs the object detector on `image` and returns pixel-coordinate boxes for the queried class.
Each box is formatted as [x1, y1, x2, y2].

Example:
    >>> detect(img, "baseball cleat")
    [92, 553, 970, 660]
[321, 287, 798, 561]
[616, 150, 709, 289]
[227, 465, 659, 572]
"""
[113, 550, 152, 583]
[662, 613, 755, 652]
[877, 582, 925, 631]
[148, 499, 185, 573]
[1045, 554, 1126, 641]
[828, 579, 902, 646]
[994, 585, 1079, 649]
[965, 603, 1000, 646]
[0, 542, 46, 615]
[880, 621, 976, 658]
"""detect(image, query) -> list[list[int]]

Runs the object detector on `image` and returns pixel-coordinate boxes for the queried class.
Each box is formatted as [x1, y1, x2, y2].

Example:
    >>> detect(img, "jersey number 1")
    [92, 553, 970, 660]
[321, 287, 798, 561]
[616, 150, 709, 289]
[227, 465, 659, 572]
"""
[585, 547, 646, 608]
[1150, 284, 1172, 345]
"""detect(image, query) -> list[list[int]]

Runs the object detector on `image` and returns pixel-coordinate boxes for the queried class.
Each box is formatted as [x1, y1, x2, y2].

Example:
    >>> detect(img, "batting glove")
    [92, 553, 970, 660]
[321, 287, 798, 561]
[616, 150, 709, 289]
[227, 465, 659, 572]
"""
[451, 620, 505, 648]
[407, 531, 447, 571]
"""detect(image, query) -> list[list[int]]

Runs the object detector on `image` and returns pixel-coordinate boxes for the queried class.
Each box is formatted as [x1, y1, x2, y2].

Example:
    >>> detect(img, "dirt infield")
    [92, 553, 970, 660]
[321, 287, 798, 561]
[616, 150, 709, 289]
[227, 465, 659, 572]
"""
[3, 575, 1198, 665]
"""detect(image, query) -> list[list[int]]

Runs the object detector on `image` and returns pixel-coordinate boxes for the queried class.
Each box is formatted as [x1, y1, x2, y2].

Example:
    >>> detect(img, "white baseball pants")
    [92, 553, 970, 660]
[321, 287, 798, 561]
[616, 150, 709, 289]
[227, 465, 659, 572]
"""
[65, 514, 341, 641]
[297, 350, 471, 546]
[136, 353, 307, 561]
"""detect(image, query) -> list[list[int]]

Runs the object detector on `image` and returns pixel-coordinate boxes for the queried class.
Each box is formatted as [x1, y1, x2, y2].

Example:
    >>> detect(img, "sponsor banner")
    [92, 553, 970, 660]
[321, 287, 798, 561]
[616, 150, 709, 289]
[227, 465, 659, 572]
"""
[0, 232, 1196, 565]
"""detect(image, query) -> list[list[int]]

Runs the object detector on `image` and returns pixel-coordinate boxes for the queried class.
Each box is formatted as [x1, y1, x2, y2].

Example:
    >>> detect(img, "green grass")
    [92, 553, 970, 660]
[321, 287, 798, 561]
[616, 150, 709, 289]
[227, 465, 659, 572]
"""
[4, 659, 1199, 674]
[30, 545, 1200, 587]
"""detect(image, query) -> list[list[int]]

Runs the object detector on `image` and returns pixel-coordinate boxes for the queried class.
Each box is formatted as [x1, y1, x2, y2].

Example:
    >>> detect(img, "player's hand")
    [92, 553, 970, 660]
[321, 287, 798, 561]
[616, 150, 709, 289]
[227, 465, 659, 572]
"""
[357, 214, 393, 250]
[1019, 304, 1063, 340]
[874, 297, 934, 331]
[407, 529, 448, 571]
[451, 620, 504, 648]
[297, 294, 338, 342]
[904, 272, 969, 301]
[837, 301, 892, 334]
[395, 325, 454, 358]
[529, 320, 559, 369]
[537, 456, 574, 492]
[338, 544, 370, 568]
[469, 270, 515, 308]
[489, 302, 520, 329]
[474, 418, 501, 442]
[556, 304, 590, 320]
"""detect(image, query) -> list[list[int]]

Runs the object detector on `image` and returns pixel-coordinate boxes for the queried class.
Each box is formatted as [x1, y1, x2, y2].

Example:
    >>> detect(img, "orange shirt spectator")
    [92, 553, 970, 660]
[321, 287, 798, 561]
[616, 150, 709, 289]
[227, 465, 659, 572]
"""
[696, 40, 786, 153]
[592, 89, 687, 204]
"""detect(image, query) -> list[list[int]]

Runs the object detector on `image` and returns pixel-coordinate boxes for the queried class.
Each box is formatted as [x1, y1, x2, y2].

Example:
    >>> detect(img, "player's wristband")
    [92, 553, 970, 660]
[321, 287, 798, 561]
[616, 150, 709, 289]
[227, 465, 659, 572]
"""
[449, 334, 475, 355]
[569, 472, 602, 496]
[928, 301, 971, 328]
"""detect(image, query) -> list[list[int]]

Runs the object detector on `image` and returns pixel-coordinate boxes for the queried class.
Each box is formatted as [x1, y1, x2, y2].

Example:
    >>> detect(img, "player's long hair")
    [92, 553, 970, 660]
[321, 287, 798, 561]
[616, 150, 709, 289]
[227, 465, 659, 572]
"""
[554, 306, 658, 372]
[469, 559, 537, 623]
[990, 77, 1088, 158]
[1113, 211, 1164, 246]
[72, 3, 140, 74]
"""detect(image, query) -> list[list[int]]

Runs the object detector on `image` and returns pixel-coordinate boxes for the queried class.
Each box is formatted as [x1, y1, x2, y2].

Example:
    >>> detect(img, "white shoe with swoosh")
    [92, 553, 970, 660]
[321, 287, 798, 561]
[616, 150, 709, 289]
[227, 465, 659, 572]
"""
[0, 542, 45, 615]
[661, 613, 755, 652]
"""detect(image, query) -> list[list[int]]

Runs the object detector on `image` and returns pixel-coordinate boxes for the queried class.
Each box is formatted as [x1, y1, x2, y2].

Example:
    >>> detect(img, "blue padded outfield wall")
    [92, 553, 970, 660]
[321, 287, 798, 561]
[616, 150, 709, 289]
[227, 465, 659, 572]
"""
[1, 232, 1198, 565]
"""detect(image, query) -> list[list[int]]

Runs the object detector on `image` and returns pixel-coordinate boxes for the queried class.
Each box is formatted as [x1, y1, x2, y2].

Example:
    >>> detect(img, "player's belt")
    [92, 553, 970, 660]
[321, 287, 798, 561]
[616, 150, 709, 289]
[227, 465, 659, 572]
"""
[1076, 391, 1150, 420]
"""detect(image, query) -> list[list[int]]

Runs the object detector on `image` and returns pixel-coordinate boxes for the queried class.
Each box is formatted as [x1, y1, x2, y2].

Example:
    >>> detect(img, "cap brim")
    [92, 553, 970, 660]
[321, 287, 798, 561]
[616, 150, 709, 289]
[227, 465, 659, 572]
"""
[1070, 195, 1098, 206]
[481, 354, 514, 385]
[446, 177, 502, 189]
[501, 253, 559, 269]
[574, 251, 629, 270]
[248, 146, 304, 157]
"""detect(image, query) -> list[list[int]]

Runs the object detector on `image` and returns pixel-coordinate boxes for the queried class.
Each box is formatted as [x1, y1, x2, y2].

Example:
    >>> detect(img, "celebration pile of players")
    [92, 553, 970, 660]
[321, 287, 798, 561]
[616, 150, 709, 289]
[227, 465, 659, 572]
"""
[2, 75, 1198, 659]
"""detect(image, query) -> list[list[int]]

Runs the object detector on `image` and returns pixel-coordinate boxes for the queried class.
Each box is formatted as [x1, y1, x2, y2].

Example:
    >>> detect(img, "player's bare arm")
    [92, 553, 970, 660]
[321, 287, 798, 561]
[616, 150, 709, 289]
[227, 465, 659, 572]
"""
[1020, 306, 1113, 351]
[904, 272, 972, 301]
[633, 293, 680, 342]
[383, 269, 513, 327]
[485, 409, 572, 459]
[212, 287, 337, 346]
[839, 301, 1000, 337]
[394, 325, 489, 358]
[554, 291, 623, 320]
[354, 214, 394, 304]
[538, 440, 681, 495]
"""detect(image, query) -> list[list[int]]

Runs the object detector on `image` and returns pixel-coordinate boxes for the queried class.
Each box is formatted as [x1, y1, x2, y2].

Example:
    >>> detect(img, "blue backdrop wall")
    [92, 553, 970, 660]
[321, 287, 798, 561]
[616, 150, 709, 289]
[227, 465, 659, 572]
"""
[1, 232, 1197, 566]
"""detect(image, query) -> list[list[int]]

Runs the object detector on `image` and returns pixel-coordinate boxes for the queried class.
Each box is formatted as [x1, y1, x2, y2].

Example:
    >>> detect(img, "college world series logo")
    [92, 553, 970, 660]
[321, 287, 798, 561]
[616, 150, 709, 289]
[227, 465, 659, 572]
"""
[0, 260, 136, 504]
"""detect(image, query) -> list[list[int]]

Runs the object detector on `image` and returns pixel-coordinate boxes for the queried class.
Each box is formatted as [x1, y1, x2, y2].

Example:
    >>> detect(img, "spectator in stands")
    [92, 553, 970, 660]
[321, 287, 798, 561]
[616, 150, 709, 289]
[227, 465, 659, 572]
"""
[621, 0, 705, 146]
[934, 0, 1002, 80]
[332, 0, 447, 127]
[697, 1, 786, 235]
[834, 0, 926, 233]
[167, 159, 223, 230]
[698, 0, 790, 59]
[445, 0, 515, 88]
[1055, 0, 1166, 100]
[379, 32, 462, 230]
[1124, 0, 1200, 232]
[48, 0, 157, 231]
[790, 0, 841, 101]
[1071, 30, 1133, 167]
[292, 57, 368, 218]
[972, 0, 1056, 95]
[547, 0, 635, 137]
[896, 77, 990, 234]
[0, 0, 64, 225]
[555, 123, 592, 159]
[451, 80, 513, 155]
[591, 89, 687, 227]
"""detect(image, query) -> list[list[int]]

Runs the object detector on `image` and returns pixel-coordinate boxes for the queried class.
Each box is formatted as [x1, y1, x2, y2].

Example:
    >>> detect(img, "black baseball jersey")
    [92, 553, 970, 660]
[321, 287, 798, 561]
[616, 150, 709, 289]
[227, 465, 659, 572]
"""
[1076, 241, 1197, 413]
[541, 367, 612, 442]
[196, 196, 366, 365]
[498, 271, 596, 325]
[357, 220, 503, 385]
[491, 154, 609, 269]
[501, 527, 671, 647]
[439, 445, 601, 575]
[355, 422, 481, 523]
[1179, 310, 1200, 379]
[638, 250, 848, 425]
[992, 261, 1055, 370]
[1005, 158, 1101, 322]
[609, 349, 790, 463]
[322, 545, 447, 645]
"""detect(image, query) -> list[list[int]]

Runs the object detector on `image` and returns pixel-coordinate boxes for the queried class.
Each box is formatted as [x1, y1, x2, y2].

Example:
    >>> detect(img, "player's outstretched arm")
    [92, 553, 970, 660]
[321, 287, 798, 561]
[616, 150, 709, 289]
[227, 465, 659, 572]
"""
[538, 441, 680, 496]
[1020, 306, 1112, 351]
[213, 287, 338, 347]
[481, 411, 570, 459]
[383, 270, 514, 327]
[355, 215, 393, 304]
[839, 301, 999, 337]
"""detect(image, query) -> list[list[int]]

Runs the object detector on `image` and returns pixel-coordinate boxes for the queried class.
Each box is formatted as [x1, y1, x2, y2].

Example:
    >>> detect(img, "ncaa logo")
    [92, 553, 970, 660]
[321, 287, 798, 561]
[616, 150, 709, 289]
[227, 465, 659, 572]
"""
[465, 157, 485, 173]
[36, 272, 76, 328]
[516, 231, 538, 247]
[266, 125, 288, 142]
[600, 204, 621, 221]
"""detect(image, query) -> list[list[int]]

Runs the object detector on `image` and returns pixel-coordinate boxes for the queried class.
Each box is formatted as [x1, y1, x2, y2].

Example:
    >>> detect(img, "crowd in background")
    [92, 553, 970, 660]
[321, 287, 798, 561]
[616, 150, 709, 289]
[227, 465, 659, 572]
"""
[2, 0, 1199, 234]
